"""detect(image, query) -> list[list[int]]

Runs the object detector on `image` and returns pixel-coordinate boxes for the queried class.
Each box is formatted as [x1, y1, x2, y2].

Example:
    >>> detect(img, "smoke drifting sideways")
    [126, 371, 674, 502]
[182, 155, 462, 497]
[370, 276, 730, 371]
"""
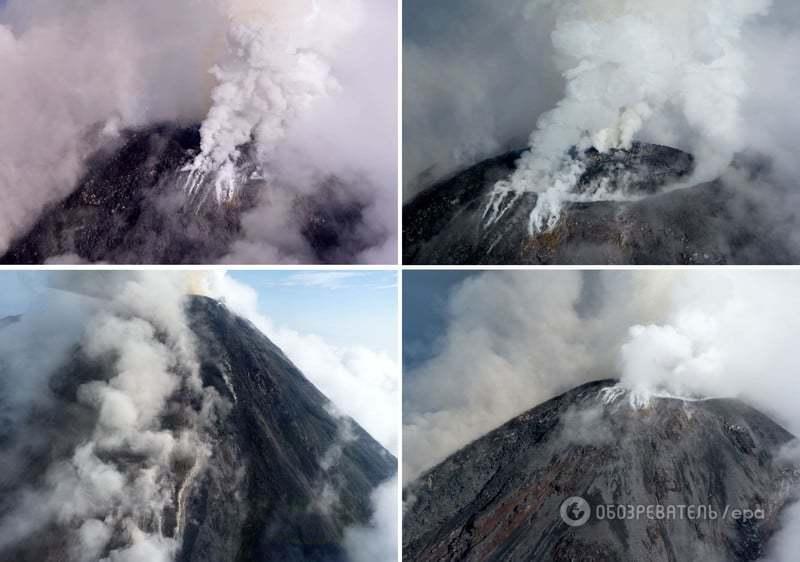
[406, 0, 800, 240]
[0, 272, 220, 562]
[403, 270, 800, 558]
[0, 0, 397, 264]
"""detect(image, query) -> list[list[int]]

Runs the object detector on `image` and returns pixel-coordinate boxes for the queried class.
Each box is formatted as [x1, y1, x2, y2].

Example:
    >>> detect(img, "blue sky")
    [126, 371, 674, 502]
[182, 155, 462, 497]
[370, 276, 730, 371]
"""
[402, 270, 477, 371]
[0, 271, 45, 317]
[229, 270, 397, 357]
[0, 270, 398, 357]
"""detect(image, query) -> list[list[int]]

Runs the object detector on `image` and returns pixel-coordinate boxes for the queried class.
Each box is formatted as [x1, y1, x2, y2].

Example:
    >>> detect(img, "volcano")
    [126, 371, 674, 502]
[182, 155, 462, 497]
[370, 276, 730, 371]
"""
[402, 380, 800, 562]
[0, 125, 375, 265]
[403, 144, 793, 265]
[0, 295, 396, 561]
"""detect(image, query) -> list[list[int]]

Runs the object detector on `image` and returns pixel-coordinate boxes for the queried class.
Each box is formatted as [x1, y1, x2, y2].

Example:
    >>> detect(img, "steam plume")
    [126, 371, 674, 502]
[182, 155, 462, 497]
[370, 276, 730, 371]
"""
[489, 0, 771, 232]
[404, 270, 800, 559]
[183, 1, 361, 205]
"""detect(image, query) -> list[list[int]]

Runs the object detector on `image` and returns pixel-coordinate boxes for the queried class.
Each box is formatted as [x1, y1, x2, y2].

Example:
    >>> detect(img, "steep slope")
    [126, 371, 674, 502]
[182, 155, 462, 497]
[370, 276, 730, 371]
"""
[0, 296, 396, 562]
[0, 125, 375, 265]
[403, 144, 793, 265]
[181, 296, 396, 561]
[403, 380, 800, 562]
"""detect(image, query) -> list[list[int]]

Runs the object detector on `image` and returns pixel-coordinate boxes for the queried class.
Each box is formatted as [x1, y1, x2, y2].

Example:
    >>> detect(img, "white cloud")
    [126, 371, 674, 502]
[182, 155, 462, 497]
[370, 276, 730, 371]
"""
[203, 271, 399, 454]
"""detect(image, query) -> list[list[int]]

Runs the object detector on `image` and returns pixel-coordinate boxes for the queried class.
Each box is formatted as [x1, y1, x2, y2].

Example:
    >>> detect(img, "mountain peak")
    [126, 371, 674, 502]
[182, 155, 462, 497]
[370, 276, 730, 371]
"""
[403, 379, 799, 562]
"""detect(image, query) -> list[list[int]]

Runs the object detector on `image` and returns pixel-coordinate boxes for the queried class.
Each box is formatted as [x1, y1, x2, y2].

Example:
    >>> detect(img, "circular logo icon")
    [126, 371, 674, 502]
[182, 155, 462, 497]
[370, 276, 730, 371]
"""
[560, 496, 590, 527]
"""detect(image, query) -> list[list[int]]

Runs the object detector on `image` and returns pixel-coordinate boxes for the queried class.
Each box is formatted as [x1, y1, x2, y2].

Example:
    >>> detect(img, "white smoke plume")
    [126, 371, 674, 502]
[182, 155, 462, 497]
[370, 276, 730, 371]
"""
[407, 0, 800, 252]
[183, 1, 362, 205]
[344, 476, 399, 562]
[0, 0, 395, 263]
[0, 272, 219, 562]
[404, 270, 800, 559]
[490, 0, 771, 232]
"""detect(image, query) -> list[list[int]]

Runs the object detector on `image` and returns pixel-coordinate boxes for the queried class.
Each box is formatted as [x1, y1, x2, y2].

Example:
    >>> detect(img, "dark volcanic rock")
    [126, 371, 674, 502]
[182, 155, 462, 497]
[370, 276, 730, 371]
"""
[0, 125, 248, 265]
[403, 143, 793, 265]
[0, 296, 396, 562]
[0, 124, 377, 265]
[181, 297, 396, 562]
[403, 380, 800, 562]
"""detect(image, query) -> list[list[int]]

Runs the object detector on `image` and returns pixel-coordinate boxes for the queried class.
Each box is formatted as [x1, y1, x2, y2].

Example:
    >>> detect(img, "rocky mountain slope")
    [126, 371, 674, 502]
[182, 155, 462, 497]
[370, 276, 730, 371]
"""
[0, 125, 373, 265]
[0, 296, 396, 561]
[403, 380, 800, 562]
[404, 144, 793, 265]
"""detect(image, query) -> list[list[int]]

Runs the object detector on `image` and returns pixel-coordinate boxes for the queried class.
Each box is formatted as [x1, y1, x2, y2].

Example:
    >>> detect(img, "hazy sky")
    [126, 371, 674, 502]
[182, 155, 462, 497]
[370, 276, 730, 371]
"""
[0, 270, 397, 358]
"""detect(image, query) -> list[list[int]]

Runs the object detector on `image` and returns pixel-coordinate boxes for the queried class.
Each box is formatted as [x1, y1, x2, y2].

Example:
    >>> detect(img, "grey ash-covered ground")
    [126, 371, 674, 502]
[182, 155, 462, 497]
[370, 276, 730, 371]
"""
[403, 380, 800, 562]
[0, 296, 396, 562]
[0, 125, 378, 265]
[404, 144, 798, 265]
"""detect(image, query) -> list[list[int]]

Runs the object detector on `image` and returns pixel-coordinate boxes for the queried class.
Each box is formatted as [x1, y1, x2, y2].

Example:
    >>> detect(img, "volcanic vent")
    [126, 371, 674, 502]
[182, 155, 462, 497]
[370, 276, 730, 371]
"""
[403, 144, 791, 265]
[403, 380, 800, 562]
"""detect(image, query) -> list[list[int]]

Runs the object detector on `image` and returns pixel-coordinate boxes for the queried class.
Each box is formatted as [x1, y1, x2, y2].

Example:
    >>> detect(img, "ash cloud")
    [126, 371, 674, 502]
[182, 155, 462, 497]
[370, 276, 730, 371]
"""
[0, 0, 396, 264]
[403, 270, 672, 481]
